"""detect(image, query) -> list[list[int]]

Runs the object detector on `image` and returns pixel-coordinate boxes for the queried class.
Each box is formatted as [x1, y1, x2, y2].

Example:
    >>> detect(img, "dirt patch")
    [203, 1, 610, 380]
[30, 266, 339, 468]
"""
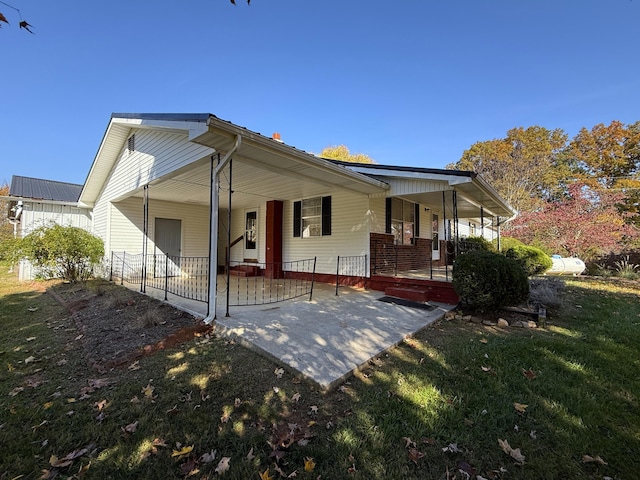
[48, 280, 211, 372]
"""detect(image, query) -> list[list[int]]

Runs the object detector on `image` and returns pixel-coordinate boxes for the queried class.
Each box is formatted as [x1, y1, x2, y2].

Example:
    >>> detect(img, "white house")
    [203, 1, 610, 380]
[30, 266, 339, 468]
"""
[74, 113, 515, 320]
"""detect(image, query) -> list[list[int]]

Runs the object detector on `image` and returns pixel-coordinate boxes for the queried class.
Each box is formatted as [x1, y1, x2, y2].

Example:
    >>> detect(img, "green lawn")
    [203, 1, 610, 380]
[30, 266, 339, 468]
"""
[1, 265, 638, 479]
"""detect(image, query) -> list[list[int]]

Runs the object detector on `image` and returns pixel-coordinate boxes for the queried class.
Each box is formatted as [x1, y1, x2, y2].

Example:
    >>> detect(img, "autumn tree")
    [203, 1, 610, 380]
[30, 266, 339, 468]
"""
[447, 126, 569, 212]
[503, 183, 638, 261]
[568, 120, 640, 223]
[319, 145, 376, 164]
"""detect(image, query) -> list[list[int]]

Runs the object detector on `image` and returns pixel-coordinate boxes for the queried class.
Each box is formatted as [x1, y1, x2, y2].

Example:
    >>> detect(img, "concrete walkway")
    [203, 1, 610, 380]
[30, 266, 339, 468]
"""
[146, 283, 456, 391]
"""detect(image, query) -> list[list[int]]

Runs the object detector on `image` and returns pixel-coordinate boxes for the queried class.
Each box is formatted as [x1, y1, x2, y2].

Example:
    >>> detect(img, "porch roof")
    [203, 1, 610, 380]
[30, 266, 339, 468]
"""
[79, 113, 390, 208]
[330, 161, 516, 219]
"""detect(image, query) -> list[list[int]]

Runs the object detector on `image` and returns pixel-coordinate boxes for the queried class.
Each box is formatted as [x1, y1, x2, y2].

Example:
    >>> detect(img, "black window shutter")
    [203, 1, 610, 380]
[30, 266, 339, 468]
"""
[414, 203, 420, 238]
[293, 201, 301, 237]
[385, 198, 392, 234]
[322, 196, 332, 236]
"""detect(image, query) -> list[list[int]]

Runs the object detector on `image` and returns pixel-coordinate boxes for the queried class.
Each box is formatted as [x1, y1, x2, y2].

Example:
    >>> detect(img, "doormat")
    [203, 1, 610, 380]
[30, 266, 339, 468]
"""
[377, 296, 436, 311]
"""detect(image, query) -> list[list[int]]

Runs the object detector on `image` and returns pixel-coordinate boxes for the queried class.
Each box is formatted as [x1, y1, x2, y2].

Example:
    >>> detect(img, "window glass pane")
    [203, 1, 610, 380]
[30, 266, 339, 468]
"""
[302, 218, 321, 238]
[301, 197, 321, 237]
[391, 198, 402, 220]
[391, 221, 402, 244]
[403, 200, 415, 222]
[403, 223, 414, 245]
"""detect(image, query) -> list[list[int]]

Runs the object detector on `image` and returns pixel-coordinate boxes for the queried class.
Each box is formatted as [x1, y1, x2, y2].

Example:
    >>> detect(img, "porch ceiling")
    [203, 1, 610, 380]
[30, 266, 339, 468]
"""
[129, 155, 356, 210]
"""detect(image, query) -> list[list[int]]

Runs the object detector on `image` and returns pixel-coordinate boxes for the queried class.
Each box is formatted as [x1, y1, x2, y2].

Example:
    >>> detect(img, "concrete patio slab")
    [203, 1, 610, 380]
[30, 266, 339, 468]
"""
[210, 283, 456, 391]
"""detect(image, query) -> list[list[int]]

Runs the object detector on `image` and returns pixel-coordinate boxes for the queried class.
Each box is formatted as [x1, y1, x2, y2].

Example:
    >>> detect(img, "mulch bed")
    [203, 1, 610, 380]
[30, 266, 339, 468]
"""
[47, 281, 212, 372]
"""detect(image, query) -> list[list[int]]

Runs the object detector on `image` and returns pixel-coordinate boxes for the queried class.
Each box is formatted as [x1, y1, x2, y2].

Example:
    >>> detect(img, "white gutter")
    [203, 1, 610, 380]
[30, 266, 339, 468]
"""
[204, 134, 242, 324]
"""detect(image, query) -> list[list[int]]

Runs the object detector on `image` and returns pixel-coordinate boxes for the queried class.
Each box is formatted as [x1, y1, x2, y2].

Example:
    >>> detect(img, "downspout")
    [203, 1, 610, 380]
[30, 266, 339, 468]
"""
[204, 134, 242, 324]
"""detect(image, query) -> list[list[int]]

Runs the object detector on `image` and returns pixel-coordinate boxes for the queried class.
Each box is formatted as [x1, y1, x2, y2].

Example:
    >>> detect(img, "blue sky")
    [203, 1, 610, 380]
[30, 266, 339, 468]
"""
[1, 0, 639, 186]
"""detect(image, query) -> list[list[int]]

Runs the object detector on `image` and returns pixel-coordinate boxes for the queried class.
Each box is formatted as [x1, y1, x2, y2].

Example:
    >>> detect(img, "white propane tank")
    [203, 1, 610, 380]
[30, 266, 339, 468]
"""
[546, 255, 586, 276]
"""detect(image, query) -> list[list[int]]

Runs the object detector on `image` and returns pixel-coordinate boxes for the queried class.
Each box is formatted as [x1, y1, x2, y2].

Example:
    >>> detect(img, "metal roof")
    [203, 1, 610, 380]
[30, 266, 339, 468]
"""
[10, 176, 83, 202]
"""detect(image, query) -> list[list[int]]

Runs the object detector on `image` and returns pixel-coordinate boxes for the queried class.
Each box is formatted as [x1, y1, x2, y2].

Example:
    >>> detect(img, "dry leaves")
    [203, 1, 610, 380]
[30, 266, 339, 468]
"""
[215, 456, 231, 475]
[514, 403, 528, 414]
[498, 438, 525, 465]
[582, 454, 607, 465]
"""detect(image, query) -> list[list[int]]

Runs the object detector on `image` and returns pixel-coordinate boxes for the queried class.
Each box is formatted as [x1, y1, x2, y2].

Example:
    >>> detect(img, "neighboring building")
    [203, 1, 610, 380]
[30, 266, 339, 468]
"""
[3, 176, 92, 280]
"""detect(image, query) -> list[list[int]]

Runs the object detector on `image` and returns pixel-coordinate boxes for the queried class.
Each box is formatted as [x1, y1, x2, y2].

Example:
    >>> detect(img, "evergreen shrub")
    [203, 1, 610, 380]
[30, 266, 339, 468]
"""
[452, 249, 529, 311]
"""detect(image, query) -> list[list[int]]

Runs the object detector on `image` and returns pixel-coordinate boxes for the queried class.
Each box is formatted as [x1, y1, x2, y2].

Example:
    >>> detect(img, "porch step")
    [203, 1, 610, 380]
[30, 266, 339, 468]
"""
[229, 265, 261, 277]
[384, 286, 430, 303]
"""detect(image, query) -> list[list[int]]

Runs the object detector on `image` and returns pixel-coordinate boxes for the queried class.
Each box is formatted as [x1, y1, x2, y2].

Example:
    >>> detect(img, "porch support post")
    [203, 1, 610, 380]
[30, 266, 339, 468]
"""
[453, 190, 459, 257]
[225, 158, 232, 318]
[205, 135, 242, 324]
[480, 206, 484, 238]
[141, 184, 149, 293]
[442, 191, 448, 281]
[496, 216, 501, 251]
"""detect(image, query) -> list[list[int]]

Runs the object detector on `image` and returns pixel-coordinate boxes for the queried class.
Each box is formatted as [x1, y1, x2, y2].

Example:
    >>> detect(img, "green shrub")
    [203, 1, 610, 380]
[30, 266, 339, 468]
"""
[460, 236, 495, 253]
[504, 244, 553, 276]
[494, 236, 524, 252]
[18, 223, 104, 282]
[453, 249, 529, 312]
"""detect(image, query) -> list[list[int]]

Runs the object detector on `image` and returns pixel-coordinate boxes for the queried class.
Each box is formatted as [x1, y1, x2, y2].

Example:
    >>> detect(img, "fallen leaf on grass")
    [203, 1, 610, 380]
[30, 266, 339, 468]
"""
[9, 386, 24, 396]
[582, 454, 607, 465]
[180, 458, 200, 477]
[26, 336, 37, 341]
[260, 468, 275, 480]
[94, 399, 108, 411]
[403, 436, 416, 449]
[152, 438, 167, 448]
[498, 438, 525, 465]
[234, 397, 241, 407]
[43, 401, 54, 410]
[522, 369, 537, 380]
[514, 403, 528, 414]
[215, 457, 231, 475]
[481, 366, 493, 373]
[246, 447, 255, 461]
[122, 421, 138, 434]
[274, 367, 284, 378]
[25, 356, 36, 364]
[28, 307, 39, 312]
[166, 405, 179, 415]
[220, 413, 231, 423]
[408, 447, 425, 464]
[199, 449, 216, 463]
[442, 443, 460, 453]
[304, 457, 316, 472]
[128, 360, 140, 371]
[480, 338, 488, 344]
[172, 445, 194, 458]
[292, 392, 301, 403]
[142, 383, 155, 399]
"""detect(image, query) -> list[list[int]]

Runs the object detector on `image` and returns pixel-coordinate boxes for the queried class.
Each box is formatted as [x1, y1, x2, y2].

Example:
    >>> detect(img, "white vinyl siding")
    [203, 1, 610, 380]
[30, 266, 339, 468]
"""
[107, 197, 209, 258]
[95, 129, 213, 205]
[284, 190, 370, 275]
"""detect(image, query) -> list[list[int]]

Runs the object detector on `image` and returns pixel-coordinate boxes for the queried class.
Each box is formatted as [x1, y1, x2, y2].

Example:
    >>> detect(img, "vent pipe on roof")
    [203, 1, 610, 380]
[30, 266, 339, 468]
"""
[272, 132, 283, 143]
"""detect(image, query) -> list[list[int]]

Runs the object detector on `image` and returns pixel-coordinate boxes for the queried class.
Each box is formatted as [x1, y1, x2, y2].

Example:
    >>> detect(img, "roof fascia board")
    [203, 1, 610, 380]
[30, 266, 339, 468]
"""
[110, 116, 209, 141]
[0, 195, 82, 207]
[343, 165, 473, 185]
[471, 176, 517, 217]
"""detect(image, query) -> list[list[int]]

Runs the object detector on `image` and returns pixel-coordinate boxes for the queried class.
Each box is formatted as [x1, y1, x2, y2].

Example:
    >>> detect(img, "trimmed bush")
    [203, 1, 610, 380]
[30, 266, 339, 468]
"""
[504, 244, 553, 276]
[460, 236, 495, 253]
[453, 249, 529, 312]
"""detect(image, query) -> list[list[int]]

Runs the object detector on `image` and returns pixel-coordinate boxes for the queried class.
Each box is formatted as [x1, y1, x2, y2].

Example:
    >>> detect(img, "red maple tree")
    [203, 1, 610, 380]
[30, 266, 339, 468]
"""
[504, 183, 639, 261]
